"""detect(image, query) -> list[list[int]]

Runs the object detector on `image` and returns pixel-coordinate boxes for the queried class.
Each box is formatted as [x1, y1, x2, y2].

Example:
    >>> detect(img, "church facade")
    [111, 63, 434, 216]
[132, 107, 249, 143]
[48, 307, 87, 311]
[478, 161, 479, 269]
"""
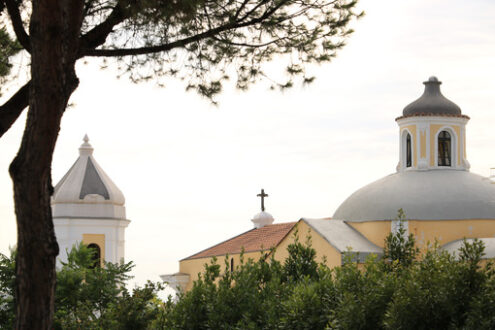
[51, 135, 131, 267]
[163, 76, 495, 292]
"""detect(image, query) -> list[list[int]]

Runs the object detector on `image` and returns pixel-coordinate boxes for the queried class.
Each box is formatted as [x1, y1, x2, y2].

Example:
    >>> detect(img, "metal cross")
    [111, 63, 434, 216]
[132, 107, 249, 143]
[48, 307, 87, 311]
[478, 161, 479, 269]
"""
[257, 189, 268, 211]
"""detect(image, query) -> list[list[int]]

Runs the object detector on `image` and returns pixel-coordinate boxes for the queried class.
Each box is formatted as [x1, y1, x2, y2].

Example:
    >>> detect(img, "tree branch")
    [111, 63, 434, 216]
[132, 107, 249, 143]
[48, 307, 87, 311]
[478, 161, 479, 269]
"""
[234, 0, 251, 19]
[78, 1, 131, 56]
[0, 82, 30, 138]
[238, 0, 271, 22]
[82, 31, 224, 57]
[211, 35, 280, 48]
[81, 0, 294, 58]
[82, 10, 283, 58]
[5, 0, 31, 52]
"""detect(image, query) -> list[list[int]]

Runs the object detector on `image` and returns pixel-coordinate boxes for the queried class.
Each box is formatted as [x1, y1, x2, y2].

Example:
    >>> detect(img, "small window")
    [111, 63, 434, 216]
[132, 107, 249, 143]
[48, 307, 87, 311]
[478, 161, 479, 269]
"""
[406, 133, 412, 167]
[438, 131, 451, 166]
[87, 243, 101, 269]
[230, 258, 234, 272]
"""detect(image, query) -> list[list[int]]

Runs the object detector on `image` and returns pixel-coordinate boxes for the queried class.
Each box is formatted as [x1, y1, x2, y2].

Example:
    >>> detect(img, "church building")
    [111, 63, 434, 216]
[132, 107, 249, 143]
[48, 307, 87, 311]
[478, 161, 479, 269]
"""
[162, 76, 495, 292]
[51, 135, 131, 267]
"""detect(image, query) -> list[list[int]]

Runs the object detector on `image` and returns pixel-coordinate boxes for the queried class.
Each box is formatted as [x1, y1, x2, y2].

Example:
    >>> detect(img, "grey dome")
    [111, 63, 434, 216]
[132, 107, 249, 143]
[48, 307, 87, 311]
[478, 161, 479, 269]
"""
[333, 170, 495, 222]
[402, 76, 461, 117]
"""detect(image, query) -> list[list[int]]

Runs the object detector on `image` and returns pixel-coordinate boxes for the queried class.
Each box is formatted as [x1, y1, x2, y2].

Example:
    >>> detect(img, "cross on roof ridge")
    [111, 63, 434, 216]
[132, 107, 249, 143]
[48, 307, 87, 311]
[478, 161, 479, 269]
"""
[257, 189, 268, 211]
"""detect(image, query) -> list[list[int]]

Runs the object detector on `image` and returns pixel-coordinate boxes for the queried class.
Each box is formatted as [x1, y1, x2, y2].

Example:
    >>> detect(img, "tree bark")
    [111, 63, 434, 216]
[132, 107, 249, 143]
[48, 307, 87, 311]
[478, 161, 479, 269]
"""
[0, 82, 30, 138]
[8, 1, 84, 328]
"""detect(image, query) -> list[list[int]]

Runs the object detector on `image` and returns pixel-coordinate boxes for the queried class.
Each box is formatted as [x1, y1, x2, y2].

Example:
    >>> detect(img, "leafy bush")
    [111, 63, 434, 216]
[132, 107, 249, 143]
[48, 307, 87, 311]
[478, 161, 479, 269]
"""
[0, 249, 15, 328]
[0, 243, 164, 329]
[3, 213, 495, 329]
[163, 216, 495, 330]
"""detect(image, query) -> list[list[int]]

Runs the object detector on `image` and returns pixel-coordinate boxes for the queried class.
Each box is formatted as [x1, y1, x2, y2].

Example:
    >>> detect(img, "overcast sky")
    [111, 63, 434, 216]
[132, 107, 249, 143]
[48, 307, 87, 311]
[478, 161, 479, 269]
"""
[2, 0, 495, 289]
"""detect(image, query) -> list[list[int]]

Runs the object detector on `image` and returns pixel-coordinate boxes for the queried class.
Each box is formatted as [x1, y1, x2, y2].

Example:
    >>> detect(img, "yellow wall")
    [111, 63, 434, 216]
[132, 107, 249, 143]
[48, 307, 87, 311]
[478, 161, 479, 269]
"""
[349, 219, 495, 251]
[177, 218, 495, 292]
[420, 129, 426, 159]
[178, 220, 345, 291]
[410, 219, 495, 249]
[348, 221, 391, 248]
[453, 125, 461, 165]
[402, 125, 417, 167]
[179, 251, 262, 291]
[274, 221, 342, 269]
[82, 233, 105, 267]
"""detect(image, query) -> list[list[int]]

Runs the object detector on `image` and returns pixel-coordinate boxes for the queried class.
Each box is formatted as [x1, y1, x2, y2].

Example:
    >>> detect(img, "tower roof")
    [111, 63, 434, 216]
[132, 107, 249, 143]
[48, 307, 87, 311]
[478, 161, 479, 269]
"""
[402, 76, 462, 117]
[51, 136, 126, 219]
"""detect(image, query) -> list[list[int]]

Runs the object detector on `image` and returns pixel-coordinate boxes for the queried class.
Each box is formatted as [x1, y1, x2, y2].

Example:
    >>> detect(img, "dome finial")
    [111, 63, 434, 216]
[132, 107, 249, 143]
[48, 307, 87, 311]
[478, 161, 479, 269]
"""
[428, 76, 439, 83]
[79, 134, 93, 156]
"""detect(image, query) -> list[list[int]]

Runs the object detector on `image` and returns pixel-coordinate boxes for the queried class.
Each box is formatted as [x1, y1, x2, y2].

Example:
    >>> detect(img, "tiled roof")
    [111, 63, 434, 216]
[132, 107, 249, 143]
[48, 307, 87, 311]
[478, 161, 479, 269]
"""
[182, 222, 297, 260]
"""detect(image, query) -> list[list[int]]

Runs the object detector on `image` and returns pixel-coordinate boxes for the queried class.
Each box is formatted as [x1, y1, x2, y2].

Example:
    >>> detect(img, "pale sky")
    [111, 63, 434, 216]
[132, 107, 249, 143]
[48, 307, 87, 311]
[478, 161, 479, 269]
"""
[1, 0, 495, 289]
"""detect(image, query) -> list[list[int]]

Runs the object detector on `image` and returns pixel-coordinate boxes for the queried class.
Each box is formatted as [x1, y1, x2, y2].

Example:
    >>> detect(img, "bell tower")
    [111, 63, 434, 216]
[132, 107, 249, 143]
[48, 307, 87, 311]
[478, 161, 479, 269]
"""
[51, 136, 130, 266]
[396, 76, 470, 172]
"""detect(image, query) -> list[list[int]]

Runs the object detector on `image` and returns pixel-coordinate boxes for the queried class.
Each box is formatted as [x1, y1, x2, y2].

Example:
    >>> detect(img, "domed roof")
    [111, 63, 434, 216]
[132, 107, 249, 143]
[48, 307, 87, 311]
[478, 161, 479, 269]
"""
[402, 76, 462, 117]
[333, 170, 495, 222]
[252, 211, 274, 228]
[51, 135, 126, 219]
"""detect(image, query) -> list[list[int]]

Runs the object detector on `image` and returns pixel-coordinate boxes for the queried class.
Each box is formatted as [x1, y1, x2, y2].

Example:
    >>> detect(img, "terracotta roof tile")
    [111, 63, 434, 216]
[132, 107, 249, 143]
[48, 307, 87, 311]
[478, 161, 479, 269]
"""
[182, 222, 297, 260]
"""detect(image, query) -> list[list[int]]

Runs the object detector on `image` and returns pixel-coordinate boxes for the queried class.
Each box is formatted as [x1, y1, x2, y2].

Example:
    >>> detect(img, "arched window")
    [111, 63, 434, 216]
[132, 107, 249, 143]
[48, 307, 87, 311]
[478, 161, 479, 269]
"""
[230, 257, 234, 272]
[438, 131, 451, 166]
[87, 243, 101, 269]
[406, 133, 412, 167]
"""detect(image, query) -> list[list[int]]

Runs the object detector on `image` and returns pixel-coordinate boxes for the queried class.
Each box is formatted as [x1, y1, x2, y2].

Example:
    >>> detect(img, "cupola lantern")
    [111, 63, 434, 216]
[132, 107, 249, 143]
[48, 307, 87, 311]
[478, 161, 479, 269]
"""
[395, 76, 470, 171]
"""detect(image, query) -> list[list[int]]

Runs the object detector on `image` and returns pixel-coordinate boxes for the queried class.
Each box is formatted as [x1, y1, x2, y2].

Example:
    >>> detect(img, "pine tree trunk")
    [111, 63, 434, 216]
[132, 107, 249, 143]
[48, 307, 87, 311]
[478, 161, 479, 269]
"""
[8, 1, 84, 328]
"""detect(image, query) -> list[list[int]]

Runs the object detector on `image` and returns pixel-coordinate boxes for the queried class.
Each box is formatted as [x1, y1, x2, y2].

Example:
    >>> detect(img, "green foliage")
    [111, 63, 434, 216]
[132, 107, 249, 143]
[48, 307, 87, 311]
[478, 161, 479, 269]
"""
[0, 25, 21, 95]
[53, 243, 131, 328]
[164, 253, 287, 329]
[464, 262, 495, 329]
[164, 224, 495, 330]
[283, 230, 319, 282]
[383, 208, 419, 268]
[383, 240, 488, 329]
[0, 27, 20, 74]
[3, 233, 495, 329]
[105, 281, 166, 330]
[87, 0, 363, 100]
[0, 243, 164, 329]
[329, 255, 397, 329]
[0, 249, 16, 328]
[53, 243, 164, 329]
[280, 268, 335, 329]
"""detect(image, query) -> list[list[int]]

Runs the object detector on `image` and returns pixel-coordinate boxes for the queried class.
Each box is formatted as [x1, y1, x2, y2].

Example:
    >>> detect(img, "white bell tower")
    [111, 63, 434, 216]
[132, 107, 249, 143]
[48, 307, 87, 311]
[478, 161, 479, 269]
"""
[51, 135, 130, 266]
